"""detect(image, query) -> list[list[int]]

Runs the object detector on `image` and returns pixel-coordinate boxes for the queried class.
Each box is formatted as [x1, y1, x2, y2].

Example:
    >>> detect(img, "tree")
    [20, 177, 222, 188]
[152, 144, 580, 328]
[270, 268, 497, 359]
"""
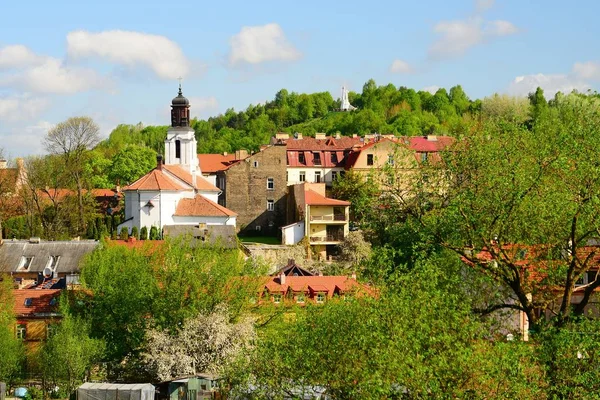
[44, 117, 100, 234]
[337, 231, 372, 266]
[143, 305, 254, 381]
[109, 145, 157, 186]
[386, 93, 600, 327]
[41, 312, 104, 396]
[0, 279, 24, 383]
[331, 170, 378, 224]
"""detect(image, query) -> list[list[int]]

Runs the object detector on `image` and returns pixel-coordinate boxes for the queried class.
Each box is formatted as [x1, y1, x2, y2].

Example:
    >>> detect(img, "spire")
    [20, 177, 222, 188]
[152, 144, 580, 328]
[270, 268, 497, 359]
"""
[171, 81, 190, 127]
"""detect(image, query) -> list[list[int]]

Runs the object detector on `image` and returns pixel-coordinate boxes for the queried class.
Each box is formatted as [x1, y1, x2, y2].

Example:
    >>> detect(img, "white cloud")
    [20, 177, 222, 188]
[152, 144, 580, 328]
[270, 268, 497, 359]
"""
[422, 85, 440, 94]
[0, 45, 45, 69]
[429, 17, 518, 58]
[0, 95, 49, 122]
[188, 96, 219, 118]
[475, 0, 495, 12]
[0, 58, 108, 94]
[572, 61, 600, 81]
[228, 23, 301, 66]
[389, 59, 414, 74]
[0, 120, 54, 156]
[67, 30, 190, 79]
[507, 73, 590, 98]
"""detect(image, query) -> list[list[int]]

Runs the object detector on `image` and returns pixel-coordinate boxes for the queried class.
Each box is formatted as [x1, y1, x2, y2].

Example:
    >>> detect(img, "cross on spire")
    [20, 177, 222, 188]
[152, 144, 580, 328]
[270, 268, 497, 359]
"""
[177, 76, 183, 95]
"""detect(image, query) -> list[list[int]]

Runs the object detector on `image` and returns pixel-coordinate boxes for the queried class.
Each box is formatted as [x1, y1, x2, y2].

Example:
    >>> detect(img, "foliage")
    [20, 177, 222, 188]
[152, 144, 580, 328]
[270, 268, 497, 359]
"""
[331, 170, 378, 224]
[140, 226, 148, 240]
[0, 279, 24, 383]
[119, 227, 129, 240]
[41, 310, 105, 396]
[143, 305, 255, 381]
[149, 226, 159, 240]
[108, 145, 157, 186]
[131, 226, 139, 239]
[337, 230, 372, 266]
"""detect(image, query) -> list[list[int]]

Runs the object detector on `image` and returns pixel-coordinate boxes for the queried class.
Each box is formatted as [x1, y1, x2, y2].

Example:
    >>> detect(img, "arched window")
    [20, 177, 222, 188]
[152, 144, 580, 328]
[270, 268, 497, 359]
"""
[175, 140, 181, 159]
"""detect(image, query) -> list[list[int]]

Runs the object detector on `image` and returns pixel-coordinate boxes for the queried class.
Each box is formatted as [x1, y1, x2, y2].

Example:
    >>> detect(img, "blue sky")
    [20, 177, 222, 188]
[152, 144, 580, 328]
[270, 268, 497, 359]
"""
[1, 0, 598, 157]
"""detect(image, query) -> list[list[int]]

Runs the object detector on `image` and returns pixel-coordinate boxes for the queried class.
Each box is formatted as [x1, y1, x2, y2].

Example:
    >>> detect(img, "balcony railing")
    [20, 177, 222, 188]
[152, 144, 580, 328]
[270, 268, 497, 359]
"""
[310, 214, 347, 222]
[310, 234, 345, 243]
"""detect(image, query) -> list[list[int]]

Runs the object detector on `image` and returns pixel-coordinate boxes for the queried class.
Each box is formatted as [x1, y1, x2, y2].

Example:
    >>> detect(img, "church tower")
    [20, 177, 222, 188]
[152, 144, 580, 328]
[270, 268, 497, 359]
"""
[164, 84, 200, 175]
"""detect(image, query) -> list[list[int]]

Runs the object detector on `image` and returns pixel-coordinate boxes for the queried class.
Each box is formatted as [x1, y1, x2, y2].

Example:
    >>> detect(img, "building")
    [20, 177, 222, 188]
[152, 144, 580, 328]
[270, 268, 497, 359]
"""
[13, 289, 62, 355]
[118, 86, 237, 236]
[286, 183, 350, 259]
[0, 238, 99, 287]
[197, 151, 246, 206]
[274, 133, 363, 187]
[223, 144, 287, 236]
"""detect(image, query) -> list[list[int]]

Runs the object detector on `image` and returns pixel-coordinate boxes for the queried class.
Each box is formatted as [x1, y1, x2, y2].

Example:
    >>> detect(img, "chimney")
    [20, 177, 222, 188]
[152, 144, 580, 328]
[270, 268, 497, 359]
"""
[426, 135, 438, 142]
[156, 154, 163, 171]
[296, 133, 303, 140]
[288, 258, 294, 266]
[352, 134, 357, 138]
[279, 271, 286, 285]
[275, 132, 290, 140]
[351, 271, 357, 280]
[315, 133, 326, 140]
[318, 270, 323, 277]
[235, 149, 249, 160]
[0, 159, 7, 169]
[335, 132, 341, 139]
[223, 152, 228, 156]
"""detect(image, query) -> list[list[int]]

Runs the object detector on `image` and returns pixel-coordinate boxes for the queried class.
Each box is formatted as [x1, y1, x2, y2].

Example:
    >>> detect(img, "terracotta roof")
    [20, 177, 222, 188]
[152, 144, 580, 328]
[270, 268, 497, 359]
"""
[198, 154, 238, 173]
[106, 238, 166, 251]
[163, 165, 220, 192]
[305, 190, 350, 206]
[174, 195, 237, 217]
[263, 275, 370, 299]
[285, 136, 364, 150]
[124, 169, 188, 191]
[13, 289, 61, 316]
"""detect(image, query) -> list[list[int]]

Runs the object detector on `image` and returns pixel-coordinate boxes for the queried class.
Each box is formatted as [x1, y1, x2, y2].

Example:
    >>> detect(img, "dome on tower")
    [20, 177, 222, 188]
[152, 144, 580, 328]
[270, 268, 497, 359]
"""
[172, 86, 189, 106]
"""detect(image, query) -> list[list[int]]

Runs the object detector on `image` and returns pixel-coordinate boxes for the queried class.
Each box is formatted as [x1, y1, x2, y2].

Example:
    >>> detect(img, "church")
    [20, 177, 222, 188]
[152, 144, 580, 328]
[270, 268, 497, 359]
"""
[118, 86, 237, 236]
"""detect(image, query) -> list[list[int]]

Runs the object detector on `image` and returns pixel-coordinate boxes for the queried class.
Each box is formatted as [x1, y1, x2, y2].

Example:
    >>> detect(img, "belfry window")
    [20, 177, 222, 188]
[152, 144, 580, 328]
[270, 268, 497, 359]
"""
[175, 140, 181, 159]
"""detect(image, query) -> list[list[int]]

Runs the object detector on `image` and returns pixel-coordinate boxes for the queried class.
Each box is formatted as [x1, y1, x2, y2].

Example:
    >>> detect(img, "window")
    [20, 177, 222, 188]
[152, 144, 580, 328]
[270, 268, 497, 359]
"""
[175, 139, 181, 159]
[48, 256, 60, 270]
[24, 298, 32, 307]
[340, 171, 346, 178]
[331, 171, 338, 182]
[314, 171, 321, 183]
[20, 256, 33, 270]
[298, 152, 305, 165]
[255, 225, 262, 232]
[46, 323, 57, 338]
[367, 154, 374, 166]
[16, 324, 26, 340]
[388, 154, 395, 166]
[316, 293, 325, 303]
[267, 178, 274, 190]
[299, 171, 306, 182]
[331, 152, 338, 164]
[273, 294, 282, 304]
[313, 152, 321, 165]
[297, 294, 305, 303]
[267, 200, 274, 211]
[253, 160, 259, 168]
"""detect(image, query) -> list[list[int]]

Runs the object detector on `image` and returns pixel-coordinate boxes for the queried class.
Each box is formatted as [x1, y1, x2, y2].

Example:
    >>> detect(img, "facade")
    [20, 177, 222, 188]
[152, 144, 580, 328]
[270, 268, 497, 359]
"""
[118, 87, 237, 235]
[197, 151, 246, 206]
[274, 133, 363, 187]
[223, 144, 287, 236]
[287, 183, 350, 260]
[0, 238, 99, 287]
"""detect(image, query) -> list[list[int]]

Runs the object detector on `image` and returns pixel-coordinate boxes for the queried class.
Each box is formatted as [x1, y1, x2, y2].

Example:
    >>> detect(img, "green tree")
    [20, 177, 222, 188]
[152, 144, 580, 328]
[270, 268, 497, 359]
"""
[0, 279, 24, 383]
[109, 145, 157, 186]
[331, 170, 378, 224]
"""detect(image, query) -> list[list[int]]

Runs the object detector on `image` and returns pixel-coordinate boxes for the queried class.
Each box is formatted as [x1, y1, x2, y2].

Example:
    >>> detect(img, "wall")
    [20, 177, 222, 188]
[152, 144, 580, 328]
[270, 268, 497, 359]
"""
[281, 221, 304, 245]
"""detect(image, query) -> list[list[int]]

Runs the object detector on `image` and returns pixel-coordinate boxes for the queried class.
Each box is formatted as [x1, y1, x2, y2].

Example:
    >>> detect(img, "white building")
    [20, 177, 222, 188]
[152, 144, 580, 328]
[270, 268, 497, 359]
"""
[118, 86, 237, 235]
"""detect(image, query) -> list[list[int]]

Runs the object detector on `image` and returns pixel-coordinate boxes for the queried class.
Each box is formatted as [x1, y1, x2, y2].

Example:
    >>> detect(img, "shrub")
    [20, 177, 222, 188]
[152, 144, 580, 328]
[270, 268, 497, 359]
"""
[131, 226, 139, 239]
[119, 227, 129, 240]
[140, 226, 148, 240]
[149, 226, 160, 240]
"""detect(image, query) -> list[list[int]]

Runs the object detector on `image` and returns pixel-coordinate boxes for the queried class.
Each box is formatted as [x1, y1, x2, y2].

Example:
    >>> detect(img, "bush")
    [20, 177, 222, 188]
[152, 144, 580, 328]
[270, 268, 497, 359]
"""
[149, 226, 160, 240]
[119, 227, 129, 240]
[131, 226, 139, 240]
[140, 226, 148, 240]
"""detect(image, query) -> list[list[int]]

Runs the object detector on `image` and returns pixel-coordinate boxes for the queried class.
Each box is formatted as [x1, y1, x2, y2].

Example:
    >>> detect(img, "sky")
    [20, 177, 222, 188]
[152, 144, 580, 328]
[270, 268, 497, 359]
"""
[1, 0, 599, 157]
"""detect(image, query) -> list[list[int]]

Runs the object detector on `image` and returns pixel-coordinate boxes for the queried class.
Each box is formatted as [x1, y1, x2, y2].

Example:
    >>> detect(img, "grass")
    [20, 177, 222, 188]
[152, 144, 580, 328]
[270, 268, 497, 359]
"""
[238, 236, 281, 245]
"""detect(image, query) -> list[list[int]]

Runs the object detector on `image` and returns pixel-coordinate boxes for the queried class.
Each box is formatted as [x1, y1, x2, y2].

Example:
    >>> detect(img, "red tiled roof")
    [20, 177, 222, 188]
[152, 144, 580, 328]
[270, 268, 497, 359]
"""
[305, 190, 350, 206]
[285, 136, 364, 168]
[286, 136, 364, 150]
[163, 165, 220, 192]
[263, 275, 370, 299]
[124, 169, 188, 191]
[13, 289, 61, 316]
[174, 195, 237, 217]
[198, 154, 238, 173]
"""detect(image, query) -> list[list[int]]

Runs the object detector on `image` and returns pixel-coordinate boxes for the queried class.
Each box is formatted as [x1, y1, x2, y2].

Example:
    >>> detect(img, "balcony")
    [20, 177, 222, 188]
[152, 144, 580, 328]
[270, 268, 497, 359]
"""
[309, 214, 347, 223]
[310, 234, 345, 244]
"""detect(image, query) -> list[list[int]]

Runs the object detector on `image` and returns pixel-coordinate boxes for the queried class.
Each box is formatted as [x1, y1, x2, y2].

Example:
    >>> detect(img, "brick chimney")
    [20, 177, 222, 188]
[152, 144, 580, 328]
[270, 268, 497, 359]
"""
[156, 154, 163, 171]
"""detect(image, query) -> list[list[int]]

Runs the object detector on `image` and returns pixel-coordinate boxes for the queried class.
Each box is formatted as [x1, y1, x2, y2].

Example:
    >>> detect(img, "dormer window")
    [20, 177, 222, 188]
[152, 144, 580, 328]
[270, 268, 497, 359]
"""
[19, 256, 33, 270]
[298, 152, 305, 165]
[313, 152, 321, 165]
[331, 152, 338, 164]
[48, 256, 60, 270]
[316, 293, 325, 303]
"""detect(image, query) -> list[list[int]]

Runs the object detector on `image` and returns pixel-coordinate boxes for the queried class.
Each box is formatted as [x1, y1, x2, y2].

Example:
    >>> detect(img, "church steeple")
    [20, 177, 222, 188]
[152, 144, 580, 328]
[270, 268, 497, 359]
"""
[171, 81, 190, 127]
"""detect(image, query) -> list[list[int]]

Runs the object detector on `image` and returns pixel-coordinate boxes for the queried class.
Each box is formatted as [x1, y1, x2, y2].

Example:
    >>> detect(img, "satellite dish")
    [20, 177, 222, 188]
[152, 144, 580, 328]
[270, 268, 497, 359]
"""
[43, 266, 53, 279]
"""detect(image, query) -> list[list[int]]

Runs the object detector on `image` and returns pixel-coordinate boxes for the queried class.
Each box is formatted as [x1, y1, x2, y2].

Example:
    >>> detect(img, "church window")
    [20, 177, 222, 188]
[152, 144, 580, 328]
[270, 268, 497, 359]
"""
[175, 140, 181, 159]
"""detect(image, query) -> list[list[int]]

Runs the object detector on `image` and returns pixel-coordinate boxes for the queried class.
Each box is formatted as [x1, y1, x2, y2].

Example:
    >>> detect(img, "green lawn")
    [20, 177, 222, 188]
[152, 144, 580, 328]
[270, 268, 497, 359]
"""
[238, 236, 281, 245]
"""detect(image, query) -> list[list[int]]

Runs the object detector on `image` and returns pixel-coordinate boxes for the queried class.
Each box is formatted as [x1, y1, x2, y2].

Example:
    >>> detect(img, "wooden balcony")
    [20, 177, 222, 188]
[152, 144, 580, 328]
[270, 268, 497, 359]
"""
[309, 214, 347, 223]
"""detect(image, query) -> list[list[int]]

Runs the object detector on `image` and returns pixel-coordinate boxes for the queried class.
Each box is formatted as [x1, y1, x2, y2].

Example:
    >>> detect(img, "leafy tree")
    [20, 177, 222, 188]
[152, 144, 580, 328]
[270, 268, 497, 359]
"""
[109, 145, 157, 186]
[0, 279, 24, 383]
[331, 170, 378, 224]
[44, 117, 100, 234]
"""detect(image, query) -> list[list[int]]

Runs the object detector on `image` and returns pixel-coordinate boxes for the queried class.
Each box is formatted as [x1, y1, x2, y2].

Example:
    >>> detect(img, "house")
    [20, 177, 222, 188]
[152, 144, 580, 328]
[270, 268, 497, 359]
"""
[0, 238, 99, 287]
[260, 269, 370, 305]
[13, 289, 62, 355]
[286, 183, 350, 260]
[273, 133, 363, 187]
[223, 144, 287, 236]
[118, 86, 237, 236]
[197, 152, 246, 206]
